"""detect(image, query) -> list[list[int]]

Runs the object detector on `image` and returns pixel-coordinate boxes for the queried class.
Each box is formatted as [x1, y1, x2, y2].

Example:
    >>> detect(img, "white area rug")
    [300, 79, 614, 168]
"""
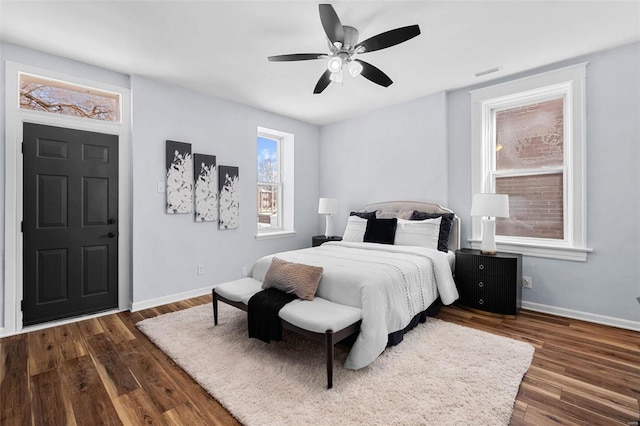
[137, 303, 534, 425]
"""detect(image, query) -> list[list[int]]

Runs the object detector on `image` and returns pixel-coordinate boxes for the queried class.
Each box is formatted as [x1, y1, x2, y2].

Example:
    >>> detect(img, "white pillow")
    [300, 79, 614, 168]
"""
[342, 216, 368, 242]
[394, 217, 442, 249]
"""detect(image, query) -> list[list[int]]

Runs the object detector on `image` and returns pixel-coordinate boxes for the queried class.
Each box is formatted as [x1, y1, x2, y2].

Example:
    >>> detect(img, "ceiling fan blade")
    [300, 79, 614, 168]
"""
[268, 53, 326, 62]
[313, 70, 332, 94]
[319, 4, 344, 45]
[355, 60, 393, 87]
[355, 25, 421, 53]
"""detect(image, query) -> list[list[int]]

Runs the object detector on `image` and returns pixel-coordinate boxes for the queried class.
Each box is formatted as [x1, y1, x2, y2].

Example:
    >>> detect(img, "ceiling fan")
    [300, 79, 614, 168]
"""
[268, 4, 421, 94]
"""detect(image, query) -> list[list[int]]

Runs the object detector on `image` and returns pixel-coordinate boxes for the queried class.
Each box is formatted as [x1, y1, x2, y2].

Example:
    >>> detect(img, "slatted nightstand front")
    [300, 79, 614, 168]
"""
[455, 248, 522, 317]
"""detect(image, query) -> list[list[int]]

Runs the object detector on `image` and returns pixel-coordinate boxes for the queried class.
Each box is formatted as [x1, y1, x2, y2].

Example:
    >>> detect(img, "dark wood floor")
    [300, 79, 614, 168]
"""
[1, 295, 638, 425]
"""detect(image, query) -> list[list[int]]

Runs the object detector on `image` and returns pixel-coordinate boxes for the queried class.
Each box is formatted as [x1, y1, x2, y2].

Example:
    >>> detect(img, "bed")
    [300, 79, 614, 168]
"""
[250, 201, 460, 370]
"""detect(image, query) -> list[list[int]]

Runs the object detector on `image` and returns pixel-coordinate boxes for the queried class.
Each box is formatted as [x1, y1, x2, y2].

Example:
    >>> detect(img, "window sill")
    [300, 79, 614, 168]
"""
[469, 239, 593, 262]
[255, 230, 296, 240]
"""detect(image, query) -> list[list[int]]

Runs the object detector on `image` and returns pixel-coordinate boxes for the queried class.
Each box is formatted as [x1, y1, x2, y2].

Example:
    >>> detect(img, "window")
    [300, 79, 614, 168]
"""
[19, 72, 120, 122]
[494, 97, 565, 239]
[256, 127, 294, 238]
[257, 135, 281, 230]
[471, 63, 591, 261]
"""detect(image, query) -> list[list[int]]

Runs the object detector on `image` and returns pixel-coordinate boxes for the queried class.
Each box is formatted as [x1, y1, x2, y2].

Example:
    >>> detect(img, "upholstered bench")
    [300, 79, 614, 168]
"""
[212, 277, 263, 316]
[212, 279, 362, 389]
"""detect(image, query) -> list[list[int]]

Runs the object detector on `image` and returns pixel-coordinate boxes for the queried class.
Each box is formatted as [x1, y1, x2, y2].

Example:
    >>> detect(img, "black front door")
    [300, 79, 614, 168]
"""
[22, 123, 119, 326]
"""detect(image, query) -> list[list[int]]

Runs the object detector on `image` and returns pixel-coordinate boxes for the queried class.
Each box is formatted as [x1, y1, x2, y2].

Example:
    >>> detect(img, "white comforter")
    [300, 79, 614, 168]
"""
[251, 241, 459, 370]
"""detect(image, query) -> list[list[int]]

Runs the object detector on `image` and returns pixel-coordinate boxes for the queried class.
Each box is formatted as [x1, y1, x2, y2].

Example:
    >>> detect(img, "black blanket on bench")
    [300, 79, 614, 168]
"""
[247, 288, 297, 343]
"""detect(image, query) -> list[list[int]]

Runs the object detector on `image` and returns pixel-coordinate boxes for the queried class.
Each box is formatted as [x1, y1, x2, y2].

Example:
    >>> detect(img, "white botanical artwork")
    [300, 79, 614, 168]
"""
[194, 154, 218, 222]
[218, 165, 239, 230]
[166, 140, 193, 214]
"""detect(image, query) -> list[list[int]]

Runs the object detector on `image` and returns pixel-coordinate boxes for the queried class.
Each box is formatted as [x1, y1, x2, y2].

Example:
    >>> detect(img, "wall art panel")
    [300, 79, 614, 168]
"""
[166, 140, 193, 214]
[218, 165, 239, 230]
[193, 153, 218, 222]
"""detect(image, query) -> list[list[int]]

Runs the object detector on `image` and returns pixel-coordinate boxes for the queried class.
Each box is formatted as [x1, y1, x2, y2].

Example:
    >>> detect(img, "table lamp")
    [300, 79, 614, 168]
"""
[318, 198, 339, 237]
[470, 193, 510, 254]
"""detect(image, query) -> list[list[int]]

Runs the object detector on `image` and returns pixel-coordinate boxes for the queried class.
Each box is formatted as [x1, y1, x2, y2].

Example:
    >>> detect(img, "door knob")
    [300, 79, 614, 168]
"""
[101, 232, 116, 238]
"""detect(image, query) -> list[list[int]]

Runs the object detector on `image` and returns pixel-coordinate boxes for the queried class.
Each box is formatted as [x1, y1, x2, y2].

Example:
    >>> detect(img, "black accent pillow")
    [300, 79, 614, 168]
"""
[410, 211, 454, 252]
[364, 218, 397, 245]
[350, 211, 376, 220]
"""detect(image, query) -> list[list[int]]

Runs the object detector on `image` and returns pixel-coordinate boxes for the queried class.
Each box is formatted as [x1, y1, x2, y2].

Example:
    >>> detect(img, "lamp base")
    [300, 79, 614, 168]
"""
[324, 215, 335, 238]
[480, 218, 498, 255]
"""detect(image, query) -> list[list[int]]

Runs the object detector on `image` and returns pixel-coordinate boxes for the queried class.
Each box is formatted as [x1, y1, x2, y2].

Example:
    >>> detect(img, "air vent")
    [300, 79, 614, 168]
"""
[474, 66, 502, 77]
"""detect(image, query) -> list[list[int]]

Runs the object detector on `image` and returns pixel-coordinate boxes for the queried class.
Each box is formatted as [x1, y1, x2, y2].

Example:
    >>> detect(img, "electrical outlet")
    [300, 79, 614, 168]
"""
[523, 276, 532, 289]
[241, 266, 248, 277]
[157, 182, 165, 193]
[197, 264, 205, 275]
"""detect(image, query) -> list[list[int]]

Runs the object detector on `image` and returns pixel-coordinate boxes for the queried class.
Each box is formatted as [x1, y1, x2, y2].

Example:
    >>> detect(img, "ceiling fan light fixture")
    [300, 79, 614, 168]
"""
[327, 56, 343, 73]
[347, 60, 363, 77]
[329, 69, 344, 83]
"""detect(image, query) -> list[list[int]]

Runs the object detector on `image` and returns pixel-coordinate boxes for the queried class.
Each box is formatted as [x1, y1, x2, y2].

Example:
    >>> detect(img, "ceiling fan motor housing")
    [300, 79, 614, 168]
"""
[327, 26, 360, 74]
[328, 25, 359, 56]
[342, 26, 359, 49]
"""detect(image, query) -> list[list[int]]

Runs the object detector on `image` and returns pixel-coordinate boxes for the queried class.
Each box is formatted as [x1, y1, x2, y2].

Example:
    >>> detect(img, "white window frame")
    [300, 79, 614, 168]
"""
[256, 127, 295, 239]
[3, 61, 132, 336]
[470, 63, 592, 261]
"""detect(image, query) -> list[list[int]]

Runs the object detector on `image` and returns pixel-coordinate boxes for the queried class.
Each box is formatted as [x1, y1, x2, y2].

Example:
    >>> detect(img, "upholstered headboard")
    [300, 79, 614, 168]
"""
[359, 201, 460, 252]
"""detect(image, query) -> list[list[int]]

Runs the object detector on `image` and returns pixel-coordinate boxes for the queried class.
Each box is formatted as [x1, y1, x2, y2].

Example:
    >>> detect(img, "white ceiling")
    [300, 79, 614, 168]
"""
[1, 1, 639, 125]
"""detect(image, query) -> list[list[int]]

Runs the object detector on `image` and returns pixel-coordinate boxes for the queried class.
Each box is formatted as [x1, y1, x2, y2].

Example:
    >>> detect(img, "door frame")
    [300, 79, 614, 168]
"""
[3, 61, 132, 336]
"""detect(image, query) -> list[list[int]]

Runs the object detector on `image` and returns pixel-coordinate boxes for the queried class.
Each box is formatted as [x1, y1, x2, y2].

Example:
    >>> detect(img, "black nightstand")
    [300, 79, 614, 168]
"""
[312, 235, 342, 247]
[455, 248, 522, 317]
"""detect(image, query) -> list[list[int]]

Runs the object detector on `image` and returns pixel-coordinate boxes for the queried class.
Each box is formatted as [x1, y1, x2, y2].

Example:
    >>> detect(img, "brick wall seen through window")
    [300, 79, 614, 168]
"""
[494, 98, 565, 239]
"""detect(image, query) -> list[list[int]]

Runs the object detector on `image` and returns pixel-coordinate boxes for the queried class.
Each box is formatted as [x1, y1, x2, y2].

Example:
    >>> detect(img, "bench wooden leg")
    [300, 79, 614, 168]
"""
[325, 330, 334, 389]
[212, 289, 219, 326]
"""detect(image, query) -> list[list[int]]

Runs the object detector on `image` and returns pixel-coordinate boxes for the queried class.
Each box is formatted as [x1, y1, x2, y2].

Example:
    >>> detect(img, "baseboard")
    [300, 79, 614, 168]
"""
[131, 286, 213, 312]
[522, 301, 640, 332]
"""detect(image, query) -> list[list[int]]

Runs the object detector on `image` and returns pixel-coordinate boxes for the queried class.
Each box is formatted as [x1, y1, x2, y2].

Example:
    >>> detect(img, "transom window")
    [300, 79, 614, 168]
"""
[19, 72, 121, 122]
[471, 63, 591, 261]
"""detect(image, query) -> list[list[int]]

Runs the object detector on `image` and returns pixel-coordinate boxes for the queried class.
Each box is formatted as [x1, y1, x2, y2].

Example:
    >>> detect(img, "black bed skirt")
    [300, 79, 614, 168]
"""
[387, 297, 442, 347]
[337, 298, 443, 348]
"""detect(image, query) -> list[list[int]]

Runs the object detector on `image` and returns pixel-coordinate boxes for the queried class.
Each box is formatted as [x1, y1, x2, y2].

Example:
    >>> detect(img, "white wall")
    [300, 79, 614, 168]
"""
[130, 75, 320, 306]
[447, 42, 640, 326]
[319, 43, 639, 328]
[3, 40, 638, 330]
[319, 92, 448, 233]
[1, 43, 320, 330]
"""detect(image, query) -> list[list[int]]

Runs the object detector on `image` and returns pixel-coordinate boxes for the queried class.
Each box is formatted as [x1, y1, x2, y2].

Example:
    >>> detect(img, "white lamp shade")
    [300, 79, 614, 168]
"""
[318, 198, 339, 215]
[470, 193, 510, 218]
[327, 56, 342, 73]
[329, 69, 344, 83]
[347, 60, 363, 77]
